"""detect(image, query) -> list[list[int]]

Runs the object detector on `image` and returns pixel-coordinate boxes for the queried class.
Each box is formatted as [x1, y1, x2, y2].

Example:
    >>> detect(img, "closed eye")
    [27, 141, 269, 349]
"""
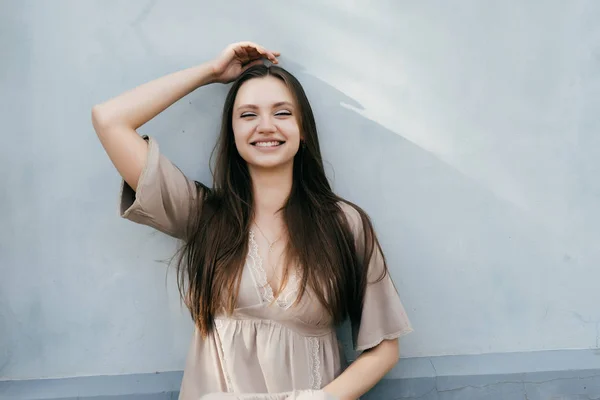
[240, 112, 257, 118]
[275, 110, 292, 117]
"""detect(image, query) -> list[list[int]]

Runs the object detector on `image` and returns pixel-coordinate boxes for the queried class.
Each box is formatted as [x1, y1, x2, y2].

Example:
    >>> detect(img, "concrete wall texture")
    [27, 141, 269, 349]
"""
[1, 0, 600, 389]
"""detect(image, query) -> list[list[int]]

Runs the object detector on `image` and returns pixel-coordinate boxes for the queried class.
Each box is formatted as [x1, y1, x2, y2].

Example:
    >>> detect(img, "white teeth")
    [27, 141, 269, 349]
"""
[254, 141, 281, 147]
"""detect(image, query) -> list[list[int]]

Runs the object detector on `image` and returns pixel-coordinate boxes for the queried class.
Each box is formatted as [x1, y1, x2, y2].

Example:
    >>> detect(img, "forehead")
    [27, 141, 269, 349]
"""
[234, 76, 294, 107]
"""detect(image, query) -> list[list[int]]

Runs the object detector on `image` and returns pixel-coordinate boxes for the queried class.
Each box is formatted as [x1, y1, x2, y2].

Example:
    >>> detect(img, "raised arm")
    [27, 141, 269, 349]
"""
[91, 42, 280, 191]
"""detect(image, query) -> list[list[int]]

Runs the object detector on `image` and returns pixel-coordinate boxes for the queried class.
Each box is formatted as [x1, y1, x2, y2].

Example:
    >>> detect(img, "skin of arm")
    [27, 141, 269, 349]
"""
[91, 62, 216, 191]
[322, 338, 400, 400]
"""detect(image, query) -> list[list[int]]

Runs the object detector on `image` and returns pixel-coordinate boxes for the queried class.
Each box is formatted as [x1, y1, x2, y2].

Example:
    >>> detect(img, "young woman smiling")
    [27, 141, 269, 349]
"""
[92, 41, 412, 400]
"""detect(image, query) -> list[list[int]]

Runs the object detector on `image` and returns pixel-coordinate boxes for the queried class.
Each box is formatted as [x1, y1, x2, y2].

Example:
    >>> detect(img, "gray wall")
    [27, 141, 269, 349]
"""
[1, 0, 599, 381]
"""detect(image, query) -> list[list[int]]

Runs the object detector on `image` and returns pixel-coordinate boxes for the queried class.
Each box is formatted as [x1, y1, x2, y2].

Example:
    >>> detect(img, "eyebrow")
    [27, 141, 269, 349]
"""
[236, 101, 294, 111]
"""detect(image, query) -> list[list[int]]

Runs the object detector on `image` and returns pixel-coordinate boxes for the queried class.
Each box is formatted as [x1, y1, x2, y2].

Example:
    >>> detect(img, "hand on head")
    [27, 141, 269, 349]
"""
[211, 42, 280, 84]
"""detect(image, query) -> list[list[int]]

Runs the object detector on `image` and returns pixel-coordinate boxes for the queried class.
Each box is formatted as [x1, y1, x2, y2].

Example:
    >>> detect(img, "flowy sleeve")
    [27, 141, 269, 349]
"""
[340, 202, 413, 352]
[118, 135, 204, 240]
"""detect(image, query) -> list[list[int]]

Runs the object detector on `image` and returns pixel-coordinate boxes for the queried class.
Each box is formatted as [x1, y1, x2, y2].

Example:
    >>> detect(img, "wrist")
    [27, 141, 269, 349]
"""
[193, 62, 219, 87]
[321, 388, 342, 400]
[206, 60, 220, 83]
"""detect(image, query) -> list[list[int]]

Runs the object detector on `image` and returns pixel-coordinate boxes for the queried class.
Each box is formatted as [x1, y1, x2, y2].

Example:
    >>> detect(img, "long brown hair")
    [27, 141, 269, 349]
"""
[176, 64, 388, 342]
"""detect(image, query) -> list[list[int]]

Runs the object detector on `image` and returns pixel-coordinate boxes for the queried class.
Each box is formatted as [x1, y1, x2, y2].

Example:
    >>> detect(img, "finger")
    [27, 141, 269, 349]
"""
[264, 51, 278, 63]
[254, 47, 278, 63]
[256, 46, 280, 62]
[242, 59, 265, 71]
[246, 47, 262, 59]
[248, 50, 277, 65]
[238, 45, 260, 59]
[234, 47, 251, 63]
[235, 42, 279, 64]
[236, 41, 263, 55]
[239, 42, 277, 59]
[232, 42, 257, 59]
[249, 47, 269, 62]
[236, 41, 260, 49]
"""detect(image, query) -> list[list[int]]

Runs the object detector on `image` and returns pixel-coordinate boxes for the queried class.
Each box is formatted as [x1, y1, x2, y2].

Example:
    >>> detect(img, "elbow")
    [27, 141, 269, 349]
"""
[91, 104, 109, 133]
[91, 103, 120, 134]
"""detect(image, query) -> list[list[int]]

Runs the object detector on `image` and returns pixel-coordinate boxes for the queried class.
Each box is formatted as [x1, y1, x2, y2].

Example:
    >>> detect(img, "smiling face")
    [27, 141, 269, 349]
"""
[232, 76, 302, 171]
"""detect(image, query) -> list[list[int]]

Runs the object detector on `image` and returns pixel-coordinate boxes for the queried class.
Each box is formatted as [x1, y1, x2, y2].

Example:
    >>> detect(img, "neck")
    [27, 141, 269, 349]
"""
[249, 163, 293, 220]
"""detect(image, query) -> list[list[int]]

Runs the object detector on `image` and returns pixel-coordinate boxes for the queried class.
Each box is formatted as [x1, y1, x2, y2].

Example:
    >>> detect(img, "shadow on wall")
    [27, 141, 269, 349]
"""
[183, 58, 567, 358]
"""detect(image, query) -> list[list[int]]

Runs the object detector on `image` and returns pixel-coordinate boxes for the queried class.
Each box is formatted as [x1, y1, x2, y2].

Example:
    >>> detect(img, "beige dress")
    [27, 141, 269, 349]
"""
[119, 137, 413, 400]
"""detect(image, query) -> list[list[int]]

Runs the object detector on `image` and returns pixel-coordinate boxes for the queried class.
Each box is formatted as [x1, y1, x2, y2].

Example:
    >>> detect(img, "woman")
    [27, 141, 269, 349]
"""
[92, 42, 412, 400]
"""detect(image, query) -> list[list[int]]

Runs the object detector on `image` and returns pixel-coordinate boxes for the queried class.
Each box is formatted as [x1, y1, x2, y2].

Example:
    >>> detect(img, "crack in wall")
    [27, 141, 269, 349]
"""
[130, 0, 157, 26]
[570, 311, 600, 349]
[522, 380, 530, 400]
[416, 371, 600, 399]
[428, 357, 439, 395]
[436, 379, 523, 393]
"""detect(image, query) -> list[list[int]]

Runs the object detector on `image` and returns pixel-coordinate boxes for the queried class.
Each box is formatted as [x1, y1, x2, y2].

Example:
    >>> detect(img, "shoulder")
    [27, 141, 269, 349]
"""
[336, 200, 365, 236]
[194, 180, 212, 197]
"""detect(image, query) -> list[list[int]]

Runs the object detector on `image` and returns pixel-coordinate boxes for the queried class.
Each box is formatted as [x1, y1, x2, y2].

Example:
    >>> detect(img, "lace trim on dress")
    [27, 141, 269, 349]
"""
[307, 337, 322, 390]
[248, 230, 298, 309]
[277, 270, 299, 308]
[214, 319, 233, 392]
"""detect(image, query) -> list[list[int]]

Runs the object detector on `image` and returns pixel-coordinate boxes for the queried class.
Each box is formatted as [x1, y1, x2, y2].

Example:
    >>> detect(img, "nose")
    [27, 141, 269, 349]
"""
[256, 115, 277, 134]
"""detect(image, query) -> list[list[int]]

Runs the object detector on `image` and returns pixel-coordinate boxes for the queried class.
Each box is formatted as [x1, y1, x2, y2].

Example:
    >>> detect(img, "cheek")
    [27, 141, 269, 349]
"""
[232, 123, 252, 147]
[278, 120, 301, 141]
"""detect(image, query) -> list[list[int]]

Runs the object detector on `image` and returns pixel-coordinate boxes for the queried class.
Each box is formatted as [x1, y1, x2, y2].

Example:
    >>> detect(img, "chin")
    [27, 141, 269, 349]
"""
[241, 148, 297, 171]
[245, 156, 295, 170]
[250, 161, 292, 170]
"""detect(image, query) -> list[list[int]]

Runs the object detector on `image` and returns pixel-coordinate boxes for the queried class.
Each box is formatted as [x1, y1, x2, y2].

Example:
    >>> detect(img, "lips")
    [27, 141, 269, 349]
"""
[250, 140, 285, 148]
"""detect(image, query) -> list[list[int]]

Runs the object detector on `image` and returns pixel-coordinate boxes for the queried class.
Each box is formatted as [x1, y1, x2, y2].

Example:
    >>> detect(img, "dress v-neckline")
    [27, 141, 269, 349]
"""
[247, 230, 298, 309]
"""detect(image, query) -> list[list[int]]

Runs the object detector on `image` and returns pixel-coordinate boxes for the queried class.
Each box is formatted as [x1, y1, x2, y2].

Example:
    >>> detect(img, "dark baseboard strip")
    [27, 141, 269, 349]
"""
[2, 349, 599, 399]
[0, 371, 183, 400]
